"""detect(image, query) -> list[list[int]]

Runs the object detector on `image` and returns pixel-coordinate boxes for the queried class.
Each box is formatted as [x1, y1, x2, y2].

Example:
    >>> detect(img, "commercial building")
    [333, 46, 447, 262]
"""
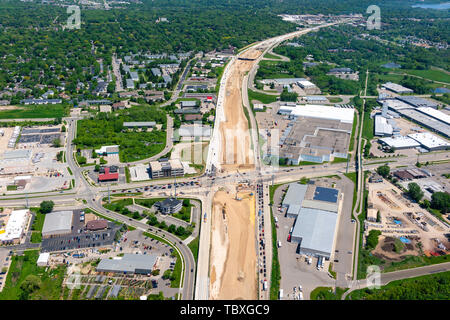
[381, 82, 413, 94]
[98, 167, 119, 182]
[97, 253, 158, 275]
[282, 183, 308, 217]
[42, 211, 73, 238]
[155, 197, 183, 214]
[180, 100, 198, 108]
[407, 132, 450, 151]
[37, 252, 50, 267]
[396, 96, 438, 109]
[95, 145, 119, 156]
[86, 220, 108, 231]
[374, 115, 393, 137]
[149, 159, 184, 179]
[0, 209, 30, 244]
[416, 107, 450, 125]
[278, 115, 352, 164]
[177, 125, 212, 140]
[291, 207, 338, 259]
[378, 136, 421, 150]
[123, 122, 156, 129]
[278, 104, 354, 124]
[1, 149, 32, 163]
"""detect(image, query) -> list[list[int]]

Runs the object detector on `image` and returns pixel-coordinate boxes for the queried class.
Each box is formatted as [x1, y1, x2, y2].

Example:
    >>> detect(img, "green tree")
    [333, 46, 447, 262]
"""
[376, 165, 390, 178]
[366, 230, 381, 250]
[40, 200, 54, 214]
[407, 182, 424, 202]
[431, 192, 450, 213]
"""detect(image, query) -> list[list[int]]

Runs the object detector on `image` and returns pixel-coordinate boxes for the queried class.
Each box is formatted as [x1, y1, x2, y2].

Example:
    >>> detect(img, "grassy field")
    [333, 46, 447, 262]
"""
[0, 250, 66, 300]
[328, 97, 343, 103]
[263, 52, 282, 60]
[361, 111, 374, 142]
[0, 104, 69, 119]
[187, 237, 199, 264]
[248, 88, 278, 105]
[348, 271, 450, 300]
[349, 115, 358, 152]
[30, 208, 45, 244]
[269, 184, 282, 300]
[400, 69, 450, 83]
[310, 287, 348, 300]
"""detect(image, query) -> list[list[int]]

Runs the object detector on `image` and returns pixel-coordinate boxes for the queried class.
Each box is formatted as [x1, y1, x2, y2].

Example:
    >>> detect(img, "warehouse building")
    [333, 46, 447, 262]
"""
[37, 252, 50, 267]
[278, 104, 354, 124]
[282, 183, 308, 217]
[97, 253, 158, 275]
[95, 145, 119, 156]
[291, 207, 338, 259]
[123, 122, 156, 129]
[407, 132, 450, 151]
[378, 136, 421, 150]
[416, 107, 450, 125]
[374, 115, 393, 137]
[177, 125, 212, 141]
[42, 211, 73, 238]
[396, 96, 438, 109]
[0, 209, 30, 245]
[180, 100, 198, 108]
[381, 82, 413, 94]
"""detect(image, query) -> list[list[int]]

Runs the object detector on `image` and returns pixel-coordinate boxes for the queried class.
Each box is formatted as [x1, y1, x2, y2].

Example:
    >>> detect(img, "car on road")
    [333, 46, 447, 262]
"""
[191, 268, 193, 272]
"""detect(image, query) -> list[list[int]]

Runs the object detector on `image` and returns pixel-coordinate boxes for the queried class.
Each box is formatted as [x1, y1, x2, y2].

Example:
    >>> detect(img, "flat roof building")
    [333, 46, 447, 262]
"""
[381, 82, 413, 94]
[396, 96, 438, 109]
[98, 167, 119, 182]
[42, 211, 73, 238]
[149, 159, 184, 179]
[95, 145, 119, 155]
[282, 183, 308, 209]
[123, 121, 156, 128]
[378, 136, 421, 150]
[291, 207, 338, 259]
[374, 115, 393, 137]
[0, 209, 30, 244]
[37, 252, 50, 267]
[278, 105, 354, 124]
[97, 253, 158, 275]
[408, 132, 450, 151]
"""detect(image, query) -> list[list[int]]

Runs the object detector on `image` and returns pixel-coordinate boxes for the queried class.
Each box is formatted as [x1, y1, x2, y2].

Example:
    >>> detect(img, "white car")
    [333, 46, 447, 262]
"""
[298, 285, 302, 292]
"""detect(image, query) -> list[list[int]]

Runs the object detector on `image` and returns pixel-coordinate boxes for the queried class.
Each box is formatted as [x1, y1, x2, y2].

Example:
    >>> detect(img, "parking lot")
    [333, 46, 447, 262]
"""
[41, 210, 120, 253]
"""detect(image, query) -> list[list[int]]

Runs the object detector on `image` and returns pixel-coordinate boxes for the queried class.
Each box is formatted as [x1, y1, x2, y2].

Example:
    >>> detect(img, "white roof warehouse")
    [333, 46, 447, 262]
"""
[97, 253, 158, 274]
[0, 209, 30, 244]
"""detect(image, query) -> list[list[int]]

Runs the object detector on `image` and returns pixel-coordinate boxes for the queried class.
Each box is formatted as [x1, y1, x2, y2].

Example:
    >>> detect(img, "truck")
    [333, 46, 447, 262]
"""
[278, 289, 283, 300]
[263, 281, 268, 291]
[277, 240, 282, 248]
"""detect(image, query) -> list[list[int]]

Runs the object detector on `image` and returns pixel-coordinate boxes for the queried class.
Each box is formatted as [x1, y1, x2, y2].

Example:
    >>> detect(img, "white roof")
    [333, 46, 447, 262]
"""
[42, 211, 73, 236]
[408, 132, 450, 149]
[279, 105, 355, 124]
[417, 107, 450, 125]
[0, 209, 29, 241]
[379, 136, 421, 149]
[297, 80, 316, 88]
[37, 252, 50, 265]
[374, 115, 393, 136]
[382, 82, 413, 93]
[178, 125, 211, 137]
[95, 145, 119, 154]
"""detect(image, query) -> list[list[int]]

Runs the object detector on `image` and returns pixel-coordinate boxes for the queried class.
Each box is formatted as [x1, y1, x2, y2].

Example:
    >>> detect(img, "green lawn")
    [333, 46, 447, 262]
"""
[263, 52, 282, 60]
[187, 237, 199, 264]
[328, 97, 343, 103]
[0, 104, 69, 119]
[348, 271, 450, 300]
[400, 69, 450, 84]
[30, 208, 45, 243]
[0, 250, 66, 300]
[103, 198, 144, 220]
[310, 287, 348, 300]
[170, 249, 183, 288]
[248, 88, 278, 105]
[269, 184, 282, 300]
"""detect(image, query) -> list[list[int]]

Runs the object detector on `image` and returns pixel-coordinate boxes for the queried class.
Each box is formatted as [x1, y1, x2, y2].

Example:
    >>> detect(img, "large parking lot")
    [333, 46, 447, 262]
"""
[41, 210, 120, 253]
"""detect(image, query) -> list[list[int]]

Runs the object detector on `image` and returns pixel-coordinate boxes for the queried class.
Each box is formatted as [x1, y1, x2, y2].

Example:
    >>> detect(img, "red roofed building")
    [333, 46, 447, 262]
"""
[206, 96, 213, 102]
[98, 167, 119, 182]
